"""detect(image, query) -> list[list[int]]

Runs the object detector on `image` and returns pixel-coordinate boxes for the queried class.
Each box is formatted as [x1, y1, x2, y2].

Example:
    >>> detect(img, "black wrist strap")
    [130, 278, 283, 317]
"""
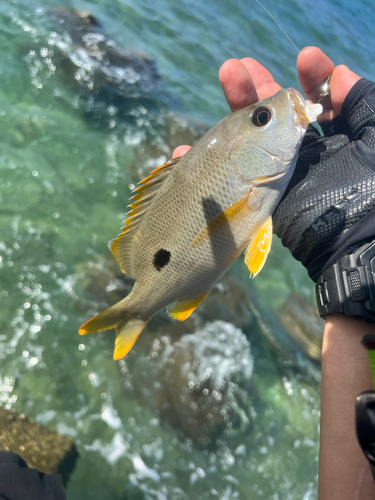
[356, 390, 375, 482]
[316, 241, 375, 323]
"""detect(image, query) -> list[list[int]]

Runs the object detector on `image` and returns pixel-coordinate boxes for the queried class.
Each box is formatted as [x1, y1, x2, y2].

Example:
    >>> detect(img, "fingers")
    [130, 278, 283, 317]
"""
[173, 145, 191, 158]
[219, 59, 259, 112]
[330, 64, 361, 116]
[297, 47, 335, 121]
[240, 58, 281, 100]
[297, 47, 335, 98]
[174, 48, 362, 159]
[175, 58, 281, 156]
[219, 58, 281, 112]
[297, 46, 360, 121]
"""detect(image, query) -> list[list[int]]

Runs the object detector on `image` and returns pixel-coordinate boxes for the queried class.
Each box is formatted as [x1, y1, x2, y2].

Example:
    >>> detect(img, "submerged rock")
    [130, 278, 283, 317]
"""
[277, 293, 324, 362]
[48, 7, 159, 97]
[0, 407, 78, 486]
[127, 110, 208, 181]
[76, 254, 253, 329]
[122, 321, 254, 446]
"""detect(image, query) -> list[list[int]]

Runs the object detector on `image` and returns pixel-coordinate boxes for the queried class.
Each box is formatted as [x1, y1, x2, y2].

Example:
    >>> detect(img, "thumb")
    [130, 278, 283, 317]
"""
[330, 64, 361, 116]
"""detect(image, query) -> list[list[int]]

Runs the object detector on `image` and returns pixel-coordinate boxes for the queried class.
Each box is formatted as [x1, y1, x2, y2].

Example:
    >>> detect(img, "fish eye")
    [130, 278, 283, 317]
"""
[251, 106, 272, 127]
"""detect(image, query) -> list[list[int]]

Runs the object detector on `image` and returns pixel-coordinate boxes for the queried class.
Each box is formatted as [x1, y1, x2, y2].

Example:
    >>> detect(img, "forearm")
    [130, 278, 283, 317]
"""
[319, 314, 375, 500]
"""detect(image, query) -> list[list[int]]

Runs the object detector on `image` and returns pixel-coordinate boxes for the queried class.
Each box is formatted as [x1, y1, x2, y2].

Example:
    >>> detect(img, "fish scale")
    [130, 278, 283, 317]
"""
[79, 88, 322, 360]
[129, 167, 242, 308]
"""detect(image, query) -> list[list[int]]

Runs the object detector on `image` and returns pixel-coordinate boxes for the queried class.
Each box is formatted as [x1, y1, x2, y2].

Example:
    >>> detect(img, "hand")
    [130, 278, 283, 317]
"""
[175, 49, 375, 500]
[174, 47, 375, 286]
[174, 46, 360, 158]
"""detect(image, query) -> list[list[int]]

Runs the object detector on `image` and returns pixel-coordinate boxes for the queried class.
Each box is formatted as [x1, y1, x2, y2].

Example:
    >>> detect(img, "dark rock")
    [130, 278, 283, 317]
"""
[49, 7, 159, 97]
[0, 407, 78, 486]
[277, 293, 324, 362]
[127, 111, 208, 181]
[124, 321, 254, 447]
[75, 256, 134, 315]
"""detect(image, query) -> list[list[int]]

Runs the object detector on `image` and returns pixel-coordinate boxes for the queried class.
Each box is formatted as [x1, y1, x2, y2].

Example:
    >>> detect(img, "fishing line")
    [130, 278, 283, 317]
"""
[254, 0, 300, 53]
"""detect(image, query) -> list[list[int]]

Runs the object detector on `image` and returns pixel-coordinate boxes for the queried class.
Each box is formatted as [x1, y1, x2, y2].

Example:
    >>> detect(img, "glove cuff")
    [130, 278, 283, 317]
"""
[341, 78, 375, 139]
[320, 115, 348, 137]
[316, 241, 375, 323]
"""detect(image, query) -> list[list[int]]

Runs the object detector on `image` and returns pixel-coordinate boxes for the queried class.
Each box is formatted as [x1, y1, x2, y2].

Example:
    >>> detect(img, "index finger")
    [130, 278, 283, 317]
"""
[219, 58, 281, 112]
[240, 58, 282, 100]
[297, 46, 360, 121]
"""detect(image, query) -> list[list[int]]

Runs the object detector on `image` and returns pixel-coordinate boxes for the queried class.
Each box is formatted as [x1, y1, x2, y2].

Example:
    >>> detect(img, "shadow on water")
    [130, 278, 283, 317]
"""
[201, 197, 236, 266]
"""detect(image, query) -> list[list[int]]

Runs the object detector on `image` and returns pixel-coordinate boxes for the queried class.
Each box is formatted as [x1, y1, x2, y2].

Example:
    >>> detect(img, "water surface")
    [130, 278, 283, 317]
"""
[0, 0, 374, 498]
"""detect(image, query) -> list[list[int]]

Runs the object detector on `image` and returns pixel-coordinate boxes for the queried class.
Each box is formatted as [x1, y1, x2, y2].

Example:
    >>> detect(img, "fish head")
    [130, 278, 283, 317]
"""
[225, 88, 322, 187]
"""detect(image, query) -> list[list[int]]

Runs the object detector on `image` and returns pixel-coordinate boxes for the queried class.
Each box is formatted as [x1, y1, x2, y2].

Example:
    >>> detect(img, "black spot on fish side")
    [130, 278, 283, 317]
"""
[154, 249, 171, 271]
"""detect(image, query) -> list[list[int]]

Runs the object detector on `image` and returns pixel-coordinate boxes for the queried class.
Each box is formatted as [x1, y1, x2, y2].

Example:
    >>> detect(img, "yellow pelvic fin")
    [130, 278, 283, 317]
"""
[114, 319, 147, 360]
[244, 216, 273, 278]
[190, 191, 252, 249]
[167, 290, 211, 321]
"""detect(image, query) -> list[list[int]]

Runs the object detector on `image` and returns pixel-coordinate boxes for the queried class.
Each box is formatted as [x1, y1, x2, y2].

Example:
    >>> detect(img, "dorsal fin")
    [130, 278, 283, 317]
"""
[110, 157, 180, 277]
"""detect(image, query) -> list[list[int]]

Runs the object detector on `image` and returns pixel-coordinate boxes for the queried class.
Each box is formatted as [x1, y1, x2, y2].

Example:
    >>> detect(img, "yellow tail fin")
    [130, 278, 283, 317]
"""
[79, 306, 123, 335]
[79, 306, 147, 360]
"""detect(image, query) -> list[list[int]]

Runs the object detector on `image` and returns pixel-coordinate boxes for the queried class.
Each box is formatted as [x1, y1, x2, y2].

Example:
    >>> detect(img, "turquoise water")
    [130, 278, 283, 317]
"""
[0, 0, 374, 498]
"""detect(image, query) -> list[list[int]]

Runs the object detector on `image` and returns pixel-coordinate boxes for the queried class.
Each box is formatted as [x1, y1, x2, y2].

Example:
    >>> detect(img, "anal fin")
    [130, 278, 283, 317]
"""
[245, 216, 273, 278]
[167, 290, 211, 321]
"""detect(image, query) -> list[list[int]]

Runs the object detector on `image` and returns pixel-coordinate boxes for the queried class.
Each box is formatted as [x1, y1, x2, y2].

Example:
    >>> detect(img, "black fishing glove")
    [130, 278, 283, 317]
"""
[273, 78, 375, 321]
[0, 452, 67, 500]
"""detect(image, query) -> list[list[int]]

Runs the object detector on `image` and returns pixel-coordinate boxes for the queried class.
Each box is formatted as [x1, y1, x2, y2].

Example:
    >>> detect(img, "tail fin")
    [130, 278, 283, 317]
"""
[79, 305, 148, 360]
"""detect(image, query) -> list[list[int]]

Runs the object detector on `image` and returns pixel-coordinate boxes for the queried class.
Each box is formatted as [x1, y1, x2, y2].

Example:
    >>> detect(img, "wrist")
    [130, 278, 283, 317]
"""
[325, 314, 375, 341]
[322, 314, 373, 389]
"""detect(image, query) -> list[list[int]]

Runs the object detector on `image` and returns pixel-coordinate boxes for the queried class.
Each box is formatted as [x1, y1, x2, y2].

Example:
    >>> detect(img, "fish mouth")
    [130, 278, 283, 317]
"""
[288, 89, 323, 126]
[252, 169, 289, 186]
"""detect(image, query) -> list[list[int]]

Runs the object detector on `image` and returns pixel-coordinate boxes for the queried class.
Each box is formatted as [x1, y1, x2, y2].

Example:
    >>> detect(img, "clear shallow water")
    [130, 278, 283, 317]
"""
[0, 0, 374, 498]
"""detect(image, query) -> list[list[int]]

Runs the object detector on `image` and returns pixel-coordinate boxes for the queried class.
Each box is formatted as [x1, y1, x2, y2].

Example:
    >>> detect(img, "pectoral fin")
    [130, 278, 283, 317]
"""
[167, 290, 211, 321]
[190, 192, 252, 249]
[245, 216, 273, 278]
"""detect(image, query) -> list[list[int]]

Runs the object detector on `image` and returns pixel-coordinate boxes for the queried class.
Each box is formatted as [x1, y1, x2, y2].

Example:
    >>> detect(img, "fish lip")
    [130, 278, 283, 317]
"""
[288, 88, 323, 126]
[251, 169, 289, 186]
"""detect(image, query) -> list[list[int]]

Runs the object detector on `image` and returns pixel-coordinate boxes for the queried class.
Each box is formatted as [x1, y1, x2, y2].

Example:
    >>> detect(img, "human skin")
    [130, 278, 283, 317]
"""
[174, 47, 375, 499]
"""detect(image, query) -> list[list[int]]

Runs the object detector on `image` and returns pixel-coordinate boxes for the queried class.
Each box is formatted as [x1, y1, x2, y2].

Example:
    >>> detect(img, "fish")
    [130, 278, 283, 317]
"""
[79, 89, 322, 360]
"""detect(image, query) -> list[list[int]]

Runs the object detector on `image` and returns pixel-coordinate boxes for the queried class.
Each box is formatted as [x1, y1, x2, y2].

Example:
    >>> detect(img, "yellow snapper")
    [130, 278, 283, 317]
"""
[79, 89, 322, 359]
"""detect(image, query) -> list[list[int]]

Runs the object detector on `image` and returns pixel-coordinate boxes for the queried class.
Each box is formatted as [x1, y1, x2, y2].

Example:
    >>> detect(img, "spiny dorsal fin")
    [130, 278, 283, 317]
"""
[244, 216, 273, 278]
[110, 157, 180, 277]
